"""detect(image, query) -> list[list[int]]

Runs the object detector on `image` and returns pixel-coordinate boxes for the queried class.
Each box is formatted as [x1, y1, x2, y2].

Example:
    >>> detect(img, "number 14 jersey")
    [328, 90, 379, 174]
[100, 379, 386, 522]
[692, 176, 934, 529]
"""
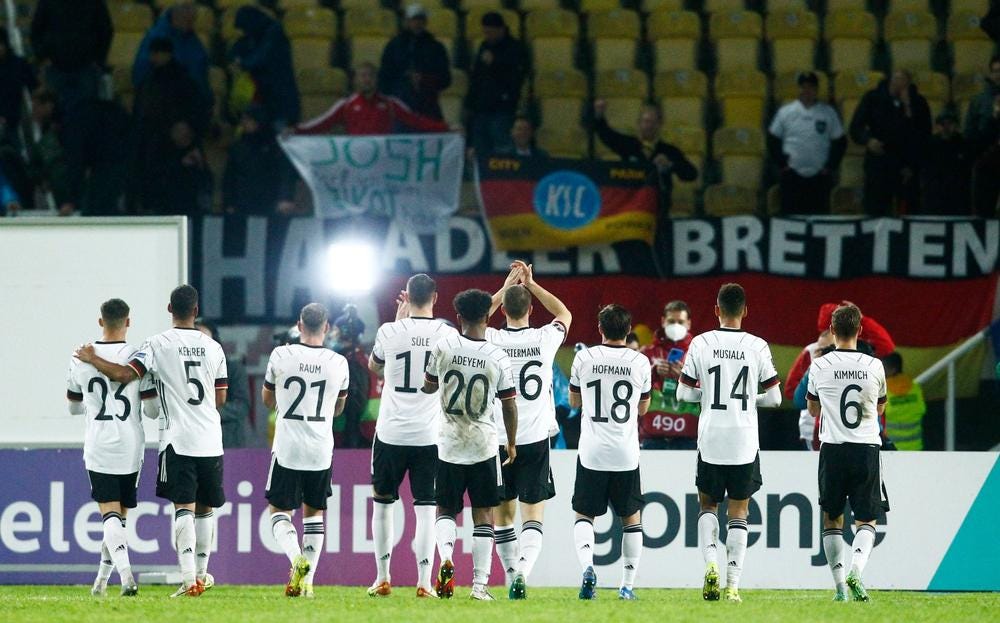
[807, 349, 886, 446]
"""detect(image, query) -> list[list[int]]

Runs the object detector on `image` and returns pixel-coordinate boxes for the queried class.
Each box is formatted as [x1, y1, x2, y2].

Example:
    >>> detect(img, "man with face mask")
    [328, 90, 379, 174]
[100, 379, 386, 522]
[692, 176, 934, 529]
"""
[638, 301, 699, 449]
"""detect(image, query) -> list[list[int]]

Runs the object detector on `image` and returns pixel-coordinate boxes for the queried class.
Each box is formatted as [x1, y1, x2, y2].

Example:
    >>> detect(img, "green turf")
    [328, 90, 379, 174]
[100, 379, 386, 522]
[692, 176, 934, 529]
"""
[1, 585, 997, 623]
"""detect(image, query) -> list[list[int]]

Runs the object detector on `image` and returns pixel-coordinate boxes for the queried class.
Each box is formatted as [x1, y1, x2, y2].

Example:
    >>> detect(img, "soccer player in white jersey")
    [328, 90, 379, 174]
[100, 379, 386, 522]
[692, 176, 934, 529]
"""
[485, 260, 571, 599]
[262, 303, 349, 599]
[367, 274, 457, 598]
[807, 304, 889, 603]
[569, 304, 651, 601]
[422, 289, 518, 601]
[76, 285, 228, 598]
[676, 283, 781, 603]
[68, 299, 159, 597]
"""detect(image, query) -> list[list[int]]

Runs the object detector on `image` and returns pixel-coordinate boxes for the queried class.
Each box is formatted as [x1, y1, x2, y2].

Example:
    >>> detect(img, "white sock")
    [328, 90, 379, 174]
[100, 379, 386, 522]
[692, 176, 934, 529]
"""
[573, 518, 595, 571]
[621, 523, 642, 590]
[471, 524, 494, 587]
[850, 524, 876, 576]
[495, 523, 519, 584]
[519, 520, 544, 579]
[95, 542, 114, 586]
[372, 500, 394, 584]
[435, 515, 457, 563]
[413, 504, 436, 589]
[823, 528, 847, 591]
[698, 511, 720, 567]
[725, 518, 748, 590]
[270, 512, 301, 564]
[302, 516, 324, 584]
[102, 512, 133, 585]
[174, 509, 196, 586]
[195, 511, 214, 580]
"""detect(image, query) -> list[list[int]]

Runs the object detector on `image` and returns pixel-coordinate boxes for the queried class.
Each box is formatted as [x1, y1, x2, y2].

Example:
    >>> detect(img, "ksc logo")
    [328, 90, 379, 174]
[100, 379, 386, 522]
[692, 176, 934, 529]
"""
[533, 171, 601, 230]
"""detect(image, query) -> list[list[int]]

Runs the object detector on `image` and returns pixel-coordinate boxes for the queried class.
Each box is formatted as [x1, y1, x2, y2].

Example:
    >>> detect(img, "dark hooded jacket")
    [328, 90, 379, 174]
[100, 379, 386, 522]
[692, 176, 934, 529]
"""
[132, 7, 211, 108]
[849, 79, 932, 168]
[378, 30, 451, 120]
[30, 0, 112, 71]
[230, 6, 300, 127]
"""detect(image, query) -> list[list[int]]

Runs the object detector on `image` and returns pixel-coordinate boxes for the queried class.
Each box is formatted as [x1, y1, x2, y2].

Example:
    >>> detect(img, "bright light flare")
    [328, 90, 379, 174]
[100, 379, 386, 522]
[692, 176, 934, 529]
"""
[326, 241, 379, 294]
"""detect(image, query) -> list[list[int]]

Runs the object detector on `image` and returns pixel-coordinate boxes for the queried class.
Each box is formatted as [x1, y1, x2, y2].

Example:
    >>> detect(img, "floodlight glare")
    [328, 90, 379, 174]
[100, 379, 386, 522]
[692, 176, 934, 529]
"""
[326, 241, 378, 294]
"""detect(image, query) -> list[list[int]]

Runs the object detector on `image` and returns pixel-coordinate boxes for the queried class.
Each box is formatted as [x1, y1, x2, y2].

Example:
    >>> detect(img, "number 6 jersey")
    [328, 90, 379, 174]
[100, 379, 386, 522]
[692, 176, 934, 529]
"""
[265, 344, 350, 471]
[807, 349, 886, 446]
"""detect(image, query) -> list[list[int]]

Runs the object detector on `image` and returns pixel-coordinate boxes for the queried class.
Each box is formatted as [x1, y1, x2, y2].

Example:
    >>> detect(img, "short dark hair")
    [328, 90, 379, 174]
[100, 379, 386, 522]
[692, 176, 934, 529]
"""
[831, 303, 862, 339]
[598, 304, 632, 341]
[502, 285, 532, 320]
[300, 302, 329, 334]
[100, 298, 130, 330]
[717, 283, 746, 318]
[882, 351, 903, 373]
[170, 285, 199, 319]
[663, 300, 690, 318]
[626, 332, 639, 344]
[453, 289, 492, 325]
[406, 273, 437, 307]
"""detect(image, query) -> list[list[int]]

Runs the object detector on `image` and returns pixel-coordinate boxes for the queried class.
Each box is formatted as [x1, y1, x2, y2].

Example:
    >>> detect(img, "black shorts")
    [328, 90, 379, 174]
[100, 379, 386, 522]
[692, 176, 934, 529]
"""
[696, 453, 763, 503]
[572, 459, 644, 518]
[819, 442, 890, 522]
[436, 456, 502, 513]
[371, 436, 437, 503]
[88, 470, 140, 508]
[265, 456, 333, 511]
[499, 439, 556, 504]
[156, 445, 226, 507]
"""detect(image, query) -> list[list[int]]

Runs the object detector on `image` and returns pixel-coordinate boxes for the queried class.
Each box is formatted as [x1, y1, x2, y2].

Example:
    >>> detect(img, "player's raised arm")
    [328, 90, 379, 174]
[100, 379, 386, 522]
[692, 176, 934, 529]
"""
[488, 263, 524, 318]
[520, 262, 572, 331]
[74, 343, 140, 385]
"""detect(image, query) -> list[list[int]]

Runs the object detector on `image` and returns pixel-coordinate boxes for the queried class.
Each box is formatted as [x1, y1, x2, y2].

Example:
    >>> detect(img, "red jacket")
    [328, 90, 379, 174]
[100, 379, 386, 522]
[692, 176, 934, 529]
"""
[640, 327, 693, 391]
[638, 327, 698, 440]
[816, 303, 896, 358]
[295, 92, 448, 136]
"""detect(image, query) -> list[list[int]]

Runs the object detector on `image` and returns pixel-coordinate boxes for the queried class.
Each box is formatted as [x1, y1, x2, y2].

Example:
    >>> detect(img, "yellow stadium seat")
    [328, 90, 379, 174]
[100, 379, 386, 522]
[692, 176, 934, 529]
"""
[601, 97, 644, 133]
[773, 70, 830, 103]
[280, 0, 319, 7]
[112, 64, 133, 98]
[428, 8, 459, 39]
[766, 11, 818, 73]
[830, 186, 864, 214]
[525, 9, 578, 71]
[439, 95, 463, 126]
[351, 37, 389, 67]
[108, 32, 144, 68]
[591, 40, 638, 71]
[715, 70, 767, 127]
[664, 126, 707, 159]
[952, 72, 986, 103]
[648, 11, 701, 71]
[714, 126, 765, 188]
[655, 69, 708, 129]
[292, 38, 332, 69]
[531, 38, 577, 71]
[536, 126, 588, 159]
[466, 8, 519, 40]
[664, 125, 705, 213]
[710, 11, 763, 71]
[589, 9, 640, 71]
[835, 70, 884, 133]
[521, 0, 562, 10]
[579, 0, 623, 11]
[642, 0, 684, 10]
[824, 10, 877, 72]
[595, 68, 648, 98]
[703, 184, 758, 216]
[765, 0, 806, 11]
[704, 0, 746, 13]
[534, 69, 588, 98]
[951, 0, 990, 13]
[839, 155, 864, 186]
[539, 97, 583, 128]
[949, 13, 996, 74]
[884, 11, 936, 71]
[825, 0, 866, 10]
[460, 0, 506, 8]
[284, 7, 336, 40]
[209, 65, 227, 99]
[216, 0, 253, 8]
[343, 7, 397, 37]
[525, 8, 578, 37]
[109, 3, 153, 34]
[915, 70, 949, 102]
[886, 0, 930, 11]
[297, 66, 348, 96]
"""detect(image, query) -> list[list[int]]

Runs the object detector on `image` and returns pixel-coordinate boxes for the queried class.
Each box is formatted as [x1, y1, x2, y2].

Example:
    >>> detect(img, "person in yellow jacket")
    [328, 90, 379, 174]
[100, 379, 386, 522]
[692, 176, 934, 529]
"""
[882, 352, 926, 450]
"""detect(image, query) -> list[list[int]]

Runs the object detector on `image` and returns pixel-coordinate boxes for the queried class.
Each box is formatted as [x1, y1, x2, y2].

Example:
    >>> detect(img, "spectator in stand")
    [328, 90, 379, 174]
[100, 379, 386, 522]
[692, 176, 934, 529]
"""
[140, 120, 212, 216]
[767, 71, 846, 215]
[625, 332, 640, 351]
[378, 3, 452, 121]
[195, 318, 252, 449]
[0, 163, 22, 216]
[0, 31, 38, 148]
[62, 98, 130, 215]
[970, 98, 1000, 217]
[331, 305, 370, 449]
[848, 70, 932, 216]
[24, 88, 72, 212]
[497, 116, 548, 160]
[639, 300, 700, 450]
[295, 62, 448, 136]
[922, 111, 971, 215]
[465, 11, 527, 156]
[132, 2, 211, 111]
[224, 105, 296, 215]
[593, 100, 698, 214]
[230, 5, 300, 131]
[965, 55, 1000, 156]
[882, 352, 926, 451]
[787, 331, 834, 449]
[30, 0, 112, 117]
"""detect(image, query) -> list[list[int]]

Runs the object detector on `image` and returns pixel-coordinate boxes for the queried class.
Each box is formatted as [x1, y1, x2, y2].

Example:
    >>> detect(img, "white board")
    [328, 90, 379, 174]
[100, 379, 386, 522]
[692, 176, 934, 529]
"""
[0, 217, 187, 445]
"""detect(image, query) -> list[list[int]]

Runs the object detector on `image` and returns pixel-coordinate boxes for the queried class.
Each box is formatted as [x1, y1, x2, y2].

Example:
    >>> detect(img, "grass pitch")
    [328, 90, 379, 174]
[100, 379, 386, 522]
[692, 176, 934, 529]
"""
[1, 585, 996, 623]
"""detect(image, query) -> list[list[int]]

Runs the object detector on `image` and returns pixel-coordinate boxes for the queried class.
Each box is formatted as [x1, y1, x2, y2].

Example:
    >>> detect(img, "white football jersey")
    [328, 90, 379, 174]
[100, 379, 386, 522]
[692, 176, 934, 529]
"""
[570, 345, 651, 471]
[487, 321, 566, 446]
[128, 328, 228, 457]
[67, 341, 155, 474]
[265, 343, 350, 471]
[807, 349, 886, 446]
[680, 328, 780, 465]
[425, 334, 516, 465]
[372, 317, 458, 446]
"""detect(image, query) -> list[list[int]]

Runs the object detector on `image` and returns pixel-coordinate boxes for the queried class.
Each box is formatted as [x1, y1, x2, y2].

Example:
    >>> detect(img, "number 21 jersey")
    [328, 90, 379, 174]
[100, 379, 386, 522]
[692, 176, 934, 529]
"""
[807, 349, 886, 445]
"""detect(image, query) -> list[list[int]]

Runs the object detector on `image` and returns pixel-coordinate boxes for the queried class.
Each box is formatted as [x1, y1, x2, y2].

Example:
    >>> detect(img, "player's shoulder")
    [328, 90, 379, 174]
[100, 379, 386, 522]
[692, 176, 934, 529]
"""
[746, 332, 772, 352]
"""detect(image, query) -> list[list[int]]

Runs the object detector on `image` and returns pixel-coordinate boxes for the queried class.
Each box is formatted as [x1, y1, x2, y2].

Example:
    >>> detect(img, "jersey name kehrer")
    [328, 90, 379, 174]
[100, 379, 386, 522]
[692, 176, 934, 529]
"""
[177, 346, 206, 357]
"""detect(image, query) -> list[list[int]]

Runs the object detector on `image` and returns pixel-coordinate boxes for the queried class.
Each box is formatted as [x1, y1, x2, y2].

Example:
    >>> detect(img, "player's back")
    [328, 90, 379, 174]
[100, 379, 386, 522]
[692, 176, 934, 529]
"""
[267, 343, 350, 471]
[373, 317, 457, 446]
[682, 329, 779, 465]
[131, 328, 227, 457]
[808, 349, 886, 446]
[571, 345, 651, 471]
[487, 321, 566, 446]
[68, 341, 149, 474]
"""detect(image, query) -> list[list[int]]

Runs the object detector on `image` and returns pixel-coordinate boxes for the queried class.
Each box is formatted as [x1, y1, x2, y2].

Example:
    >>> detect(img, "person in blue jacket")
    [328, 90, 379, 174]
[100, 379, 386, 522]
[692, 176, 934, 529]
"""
[132, 3, 211, 111]
[0, 163, 22, 216]
[229, 5, 301, 131]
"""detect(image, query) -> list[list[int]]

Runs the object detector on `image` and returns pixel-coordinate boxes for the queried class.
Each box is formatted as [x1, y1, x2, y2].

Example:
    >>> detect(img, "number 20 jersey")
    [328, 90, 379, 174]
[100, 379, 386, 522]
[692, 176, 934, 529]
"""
[265, 344, 350, 471]
[807, 349, 886, 446]
[128, 328, 228, 457]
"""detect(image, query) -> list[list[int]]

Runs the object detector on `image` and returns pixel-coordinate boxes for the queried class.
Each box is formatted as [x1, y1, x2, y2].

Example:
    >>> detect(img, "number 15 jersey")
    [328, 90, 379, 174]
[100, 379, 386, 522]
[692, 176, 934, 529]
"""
[807, 349, 886, 446]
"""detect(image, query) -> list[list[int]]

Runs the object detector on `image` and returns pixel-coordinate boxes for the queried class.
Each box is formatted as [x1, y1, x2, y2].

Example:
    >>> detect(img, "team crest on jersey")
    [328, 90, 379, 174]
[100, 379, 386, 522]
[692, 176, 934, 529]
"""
[815, 120, 827, 134]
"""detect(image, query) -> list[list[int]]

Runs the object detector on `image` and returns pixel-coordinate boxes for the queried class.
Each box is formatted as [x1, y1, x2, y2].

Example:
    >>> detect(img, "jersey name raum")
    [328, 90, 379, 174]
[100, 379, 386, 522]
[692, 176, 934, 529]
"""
[299, 363, 322, 374]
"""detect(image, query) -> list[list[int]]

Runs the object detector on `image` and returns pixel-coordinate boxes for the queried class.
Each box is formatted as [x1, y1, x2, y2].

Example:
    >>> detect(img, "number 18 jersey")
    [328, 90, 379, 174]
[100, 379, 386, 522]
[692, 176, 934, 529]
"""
[807, 349, 886, 446]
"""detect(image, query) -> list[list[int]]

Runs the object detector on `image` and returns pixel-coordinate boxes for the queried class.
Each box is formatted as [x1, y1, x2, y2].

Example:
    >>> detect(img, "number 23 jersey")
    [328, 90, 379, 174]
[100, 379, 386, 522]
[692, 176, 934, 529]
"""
[807, 349, 886, 446]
